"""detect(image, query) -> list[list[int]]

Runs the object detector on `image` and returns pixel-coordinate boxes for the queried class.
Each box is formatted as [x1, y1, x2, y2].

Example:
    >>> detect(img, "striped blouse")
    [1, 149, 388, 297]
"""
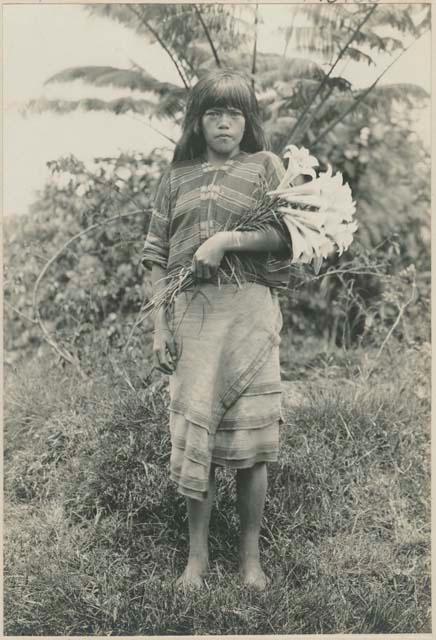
[142, 150, 292, 289]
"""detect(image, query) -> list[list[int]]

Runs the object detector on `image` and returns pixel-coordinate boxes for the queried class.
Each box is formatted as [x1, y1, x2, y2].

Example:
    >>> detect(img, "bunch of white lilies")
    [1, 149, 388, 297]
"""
[268, 145, 357, 274]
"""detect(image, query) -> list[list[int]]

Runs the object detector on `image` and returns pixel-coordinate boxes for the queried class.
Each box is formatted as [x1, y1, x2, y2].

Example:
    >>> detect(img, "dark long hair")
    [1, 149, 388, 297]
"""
[173, 70, 268, 163]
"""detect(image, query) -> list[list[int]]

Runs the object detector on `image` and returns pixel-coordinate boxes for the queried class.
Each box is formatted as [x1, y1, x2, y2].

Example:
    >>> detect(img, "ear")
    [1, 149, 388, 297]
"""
[193, 120, 201, 136]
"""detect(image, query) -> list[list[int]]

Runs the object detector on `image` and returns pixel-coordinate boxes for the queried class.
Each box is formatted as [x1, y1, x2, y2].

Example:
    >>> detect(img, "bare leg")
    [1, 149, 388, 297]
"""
[176, 466, 216, 589]
[236, 462, 268, 591]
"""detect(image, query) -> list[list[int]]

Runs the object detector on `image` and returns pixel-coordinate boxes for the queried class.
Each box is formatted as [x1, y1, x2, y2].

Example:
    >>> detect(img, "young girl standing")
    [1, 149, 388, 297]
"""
[142, 70, 292, 591]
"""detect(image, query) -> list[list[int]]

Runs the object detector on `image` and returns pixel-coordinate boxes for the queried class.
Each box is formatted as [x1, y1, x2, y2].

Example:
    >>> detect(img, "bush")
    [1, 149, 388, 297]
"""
[3, 149, 170, 368]
[4, 106, 431, 368]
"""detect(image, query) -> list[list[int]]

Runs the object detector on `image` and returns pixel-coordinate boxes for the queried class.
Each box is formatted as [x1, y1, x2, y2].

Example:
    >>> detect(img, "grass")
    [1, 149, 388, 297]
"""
[3, 338, 431, 635]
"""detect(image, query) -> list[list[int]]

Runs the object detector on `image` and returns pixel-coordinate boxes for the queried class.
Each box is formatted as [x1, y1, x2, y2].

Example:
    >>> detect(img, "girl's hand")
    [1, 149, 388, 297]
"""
[192, 232, 229, 280]
[153, 313, 178, 375]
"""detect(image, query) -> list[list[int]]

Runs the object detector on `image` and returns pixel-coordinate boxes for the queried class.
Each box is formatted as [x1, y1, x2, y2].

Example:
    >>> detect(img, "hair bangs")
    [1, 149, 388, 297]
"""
[199, 76, 253, 116]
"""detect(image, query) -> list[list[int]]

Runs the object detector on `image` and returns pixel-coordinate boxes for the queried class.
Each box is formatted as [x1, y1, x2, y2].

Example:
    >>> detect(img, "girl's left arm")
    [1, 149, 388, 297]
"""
[192, 228, 289, 278]
[217, 228, 288, 254]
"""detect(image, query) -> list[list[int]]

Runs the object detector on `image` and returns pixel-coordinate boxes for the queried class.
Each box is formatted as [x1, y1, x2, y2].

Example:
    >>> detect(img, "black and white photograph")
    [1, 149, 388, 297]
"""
[3, 1, 432, 635]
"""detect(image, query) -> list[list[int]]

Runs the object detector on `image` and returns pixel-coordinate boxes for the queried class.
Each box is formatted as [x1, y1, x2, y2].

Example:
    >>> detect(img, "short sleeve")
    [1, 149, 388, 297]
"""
[263, 151, 286, 192]
[141, 169, 171, 270]
[263, 153, 293, 261]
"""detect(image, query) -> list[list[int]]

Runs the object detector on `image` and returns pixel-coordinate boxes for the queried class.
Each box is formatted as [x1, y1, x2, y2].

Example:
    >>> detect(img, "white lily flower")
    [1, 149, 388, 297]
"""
[313, 256, 323, 275]
[317, 167, 355, 222]
[282, 215, 335, 264]
[276, 145, 319, 190]
[277, 206, 327, 231]
[327, 221, 359, 255]
[290, 218, 335, 258]
[277, 193, 323, 208]
[283, 145, 319, 175]
[281, 218, 312, 262]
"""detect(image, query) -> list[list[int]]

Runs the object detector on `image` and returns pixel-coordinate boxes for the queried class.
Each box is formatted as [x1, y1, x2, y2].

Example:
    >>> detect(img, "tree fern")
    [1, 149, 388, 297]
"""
[25, 3, 430, 155]
[45, 66, 185, 96]
[24, 97, 157, 116]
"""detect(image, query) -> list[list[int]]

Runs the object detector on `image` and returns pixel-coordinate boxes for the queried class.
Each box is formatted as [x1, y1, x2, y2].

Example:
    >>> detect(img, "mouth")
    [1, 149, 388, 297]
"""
[216, 134, 232, 140]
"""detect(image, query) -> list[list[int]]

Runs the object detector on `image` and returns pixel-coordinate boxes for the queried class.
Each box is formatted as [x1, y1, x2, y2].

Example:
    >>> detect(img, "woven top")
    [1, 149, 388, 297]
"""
[142, 150, 292, 289]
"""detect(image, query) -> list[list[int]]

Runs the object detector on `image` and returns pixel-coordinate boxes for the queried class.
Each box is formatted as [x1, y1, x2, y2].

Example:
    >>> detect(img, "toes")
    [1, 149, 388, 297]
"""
[240, 568, 269, 591]
[176, 578, 203, 591]
[176, 571, 204, 591]
[243, 575, 268, 591]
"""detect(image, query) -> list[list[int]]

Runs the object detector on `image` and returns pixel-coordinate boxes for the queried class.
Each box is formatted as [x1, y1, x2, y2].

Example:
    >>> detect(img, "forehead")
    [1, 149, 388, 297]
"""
[200, 81, 250, 112]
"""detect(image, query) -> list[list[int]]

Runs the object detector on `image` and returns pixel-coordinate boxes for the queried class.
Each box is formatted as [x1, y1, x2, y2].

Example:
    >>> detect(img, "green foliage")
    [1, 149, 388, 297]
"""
[4, 150, 169, 366]
[4, 106, 430, 364]
[46, 65, 180, 94]
[24, 2, 430, 151]
[25, 96, 158, 117]
[4, 344, 430, 634]
[285, 4, 430, 61]
[31, 5, 253, 120]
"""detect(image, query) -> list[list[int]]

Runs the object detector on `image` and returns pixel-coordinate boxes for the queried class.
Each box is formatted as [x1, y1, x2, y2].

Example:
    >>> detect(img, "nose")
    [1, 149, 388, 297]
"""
[217, 113, 231, 127]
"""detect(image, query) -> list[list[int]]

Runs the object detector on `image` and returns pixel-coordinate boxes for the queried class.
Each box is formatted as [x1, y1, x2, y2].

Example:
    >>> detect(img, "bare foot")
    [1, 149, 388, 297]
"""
[176, 556, 208, 591]
[240, 558, 268, 591]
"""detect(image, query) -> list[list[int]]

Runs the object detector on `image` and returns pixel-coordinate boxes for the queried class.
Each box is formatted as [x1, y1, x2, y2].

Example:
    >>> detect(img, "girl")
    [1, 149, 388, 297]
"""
[142, 70, 292, 591]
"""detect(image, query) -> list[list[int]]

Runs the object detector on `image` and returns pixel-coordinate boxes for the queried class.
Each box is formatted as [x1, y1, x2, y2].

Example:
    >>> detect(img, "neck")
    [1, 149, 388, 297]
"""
[205, 146, 241, 167]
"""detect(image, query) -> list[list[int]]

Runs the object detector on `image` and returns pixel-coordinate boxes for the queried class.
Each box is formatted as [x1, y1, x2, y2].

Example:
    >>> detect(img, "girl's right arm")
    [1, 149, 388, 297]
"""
[150, 264, 178, 375]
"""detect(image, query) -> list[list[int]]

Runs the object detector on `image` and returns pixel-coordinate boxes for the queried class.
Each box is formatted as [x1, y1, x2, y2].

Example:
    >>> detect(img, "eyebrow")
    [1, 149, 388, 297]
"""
[205, 107, 243, 113]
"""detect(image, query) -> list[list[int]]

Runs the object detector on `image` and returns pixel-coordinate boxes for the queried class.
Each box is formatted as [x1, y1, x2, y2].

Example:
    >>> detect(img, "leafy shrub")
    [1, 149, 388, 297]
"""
[4, 149, 169, 368]
[4, 104, 430, 366]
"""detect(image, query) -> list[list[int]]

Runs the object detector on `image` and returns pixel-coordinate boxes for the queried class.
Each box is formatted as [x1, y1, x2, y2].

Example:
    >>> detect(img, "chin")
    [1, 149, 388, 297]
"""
[213, 142, 239, 155]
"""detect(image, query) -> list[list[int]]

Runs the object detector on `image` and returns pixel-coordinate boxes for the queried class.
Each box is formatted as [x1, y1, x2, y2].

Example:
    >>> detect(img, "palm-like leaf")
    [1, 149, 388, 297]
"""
[85, 4, 250, 80]
[283, 5, 426, 77]
[345, 47, 375, 66]
[27, 2, 430, 154]
[256, 56, 325, 89]
[24, 97, 158, 116]
[45, 66, 185, 97]
[365, 4, 430, 37]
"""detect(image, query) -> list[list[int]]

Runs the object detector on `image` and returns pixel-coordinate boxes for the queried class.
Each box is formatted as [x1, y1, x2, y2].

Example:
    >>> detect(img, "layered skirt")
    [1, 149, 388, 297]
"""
[168, 282, 283, 501]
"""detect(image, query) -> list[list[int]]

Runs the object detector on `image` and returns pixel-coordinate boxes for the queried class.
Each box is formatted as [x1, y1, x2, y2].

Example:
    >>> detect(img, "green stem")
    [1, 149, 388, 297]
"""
[313, 32, 425, 146]
[286, 5, 377, 148]
[194, 5, 221, 68]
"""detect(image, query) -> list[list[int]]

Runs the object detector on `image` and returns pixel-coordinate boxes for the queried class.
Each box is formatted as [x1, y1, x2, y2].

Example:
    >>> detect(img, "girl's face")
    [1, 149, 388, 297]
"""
[200, 107, 245, 160]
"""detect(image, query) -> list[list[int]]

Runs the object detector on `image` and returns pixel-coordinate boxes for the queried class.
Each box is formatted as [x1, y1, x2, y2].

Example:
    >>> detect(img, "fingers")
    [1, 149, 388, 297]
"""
[192, 257, 207, 280]
[153, 333, 178, 375]
[192, 256, 213, 281]
[153, 349, 173, 375]
[167, 334, 179, 361]
[153, 340, 173, 375]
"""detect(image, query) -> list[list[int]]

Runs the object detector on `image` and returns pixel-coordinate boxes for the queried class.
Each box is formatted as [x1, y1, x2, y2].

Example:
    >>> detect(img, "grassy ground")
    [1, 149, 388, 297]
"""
[3, 338, 431, 635]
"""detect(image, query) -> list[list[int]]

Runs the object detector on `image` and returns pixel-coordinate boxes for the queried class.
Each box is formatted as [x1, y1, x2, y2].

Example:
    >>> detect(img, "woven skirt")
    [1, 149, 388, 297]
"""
[168, 282, 283, 495]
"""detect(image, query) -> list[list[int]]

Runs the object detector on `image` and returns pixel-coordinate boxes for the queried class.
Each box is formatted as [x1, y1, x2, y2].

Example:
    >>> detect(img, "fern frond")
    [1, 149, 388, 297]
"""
[45, 66, 185, 97]
[345, 47, 375, 67]
[257, 57, 325, 90]
[24, 97, 160, 117]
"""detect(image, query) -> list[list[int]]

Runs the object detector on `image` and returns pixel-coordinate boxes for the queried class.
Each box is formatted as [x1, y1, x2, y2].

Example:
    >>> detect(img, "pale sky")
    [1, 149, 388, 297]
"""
[3, 4, 431, 216]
